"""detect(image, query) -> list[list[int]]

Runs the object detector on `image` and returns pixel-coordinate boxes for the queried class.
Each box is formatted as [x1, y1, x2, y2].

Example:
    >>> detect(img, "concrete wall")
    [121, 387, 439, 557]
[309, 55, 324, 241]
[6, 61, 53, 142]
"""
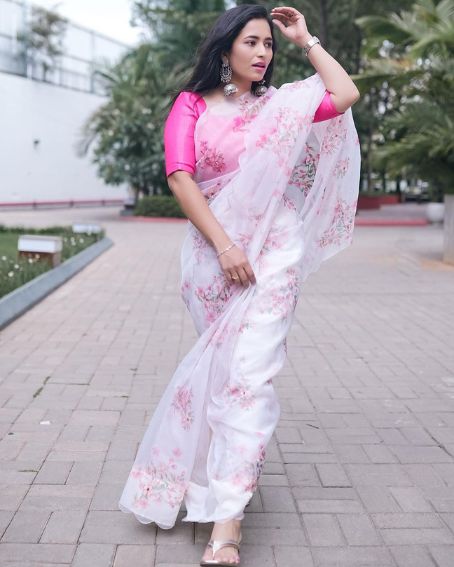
[0, 72, 129, 206]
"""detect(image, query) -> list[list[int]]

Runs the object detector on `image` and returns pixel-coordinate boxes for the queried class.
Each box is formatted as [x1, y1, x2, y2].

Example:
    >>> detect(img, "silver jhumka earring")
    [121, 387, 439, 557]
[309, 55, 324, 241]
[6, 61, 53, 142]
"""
[254, 79, 268, 97]
[220, 60, 238, 96]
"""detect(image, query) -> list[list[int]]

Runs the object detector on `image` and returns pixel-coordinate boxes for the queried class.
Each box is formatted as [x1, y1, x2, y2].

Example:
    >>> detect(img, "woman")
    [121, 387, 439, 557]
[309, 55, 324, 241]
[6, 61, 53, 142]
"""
[119, 5, 360, 566]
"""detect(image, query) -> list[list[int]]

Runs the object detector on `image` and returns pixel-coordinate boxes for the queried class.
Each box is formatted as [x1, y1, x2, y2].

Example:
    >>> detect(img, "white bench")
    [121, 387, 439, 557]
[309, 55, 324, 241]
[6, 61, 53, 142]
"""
[18, 235, 63, 267]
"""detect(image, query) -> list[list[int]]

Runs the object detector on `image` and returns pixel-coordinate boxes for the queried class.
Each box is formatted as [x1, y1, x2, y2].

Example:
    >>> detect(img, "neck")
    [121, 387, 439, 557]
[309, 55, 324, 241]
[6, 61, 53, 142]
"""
[230, 77, 252, 99]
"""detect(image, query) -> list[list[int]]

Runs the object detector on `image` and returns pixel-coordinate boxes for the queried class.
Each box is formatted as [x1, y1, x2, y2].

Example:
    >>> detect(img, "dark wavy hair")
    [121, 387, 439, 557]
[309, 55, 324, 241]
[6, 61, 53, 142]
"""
[166, 4, 278, 113]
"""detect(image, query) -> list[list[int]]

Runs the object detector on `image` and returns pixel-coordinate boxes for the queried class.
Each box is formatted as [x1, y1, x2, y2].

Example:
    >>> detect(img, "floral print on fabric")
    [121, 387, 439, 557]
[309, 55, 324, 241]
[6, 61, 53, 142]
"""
[131, 449, 188, 509]
[258, 267, 301, 319]
[255, 107, 312, 175]
[232, 94, 273, 132]
[231, 443, 266, 493]
[317, 198, 358, 248]
[195, 273, 233, 325]
[171, 385, 194, 430]
[289, 143, 320, 196]
[320, 118, 348, 155]
[198, 140, 226, 173]
[223, 374, 256, 410]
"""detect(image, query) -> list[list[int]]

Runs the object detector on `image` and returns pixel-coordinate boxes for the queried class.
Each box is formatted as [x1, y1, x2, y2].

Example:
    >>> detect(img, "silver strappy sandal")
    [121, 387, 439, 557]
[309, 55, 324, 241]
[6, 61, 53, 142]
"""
[200, 532, 242, 566]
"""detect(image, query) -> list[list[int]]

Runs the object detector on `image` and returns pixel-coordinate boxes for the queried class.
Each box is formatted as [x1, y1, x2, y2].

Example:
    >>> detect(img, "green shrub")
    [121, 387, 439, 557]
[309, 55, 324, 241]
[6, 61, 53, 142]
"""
[134, 195, 186, 218]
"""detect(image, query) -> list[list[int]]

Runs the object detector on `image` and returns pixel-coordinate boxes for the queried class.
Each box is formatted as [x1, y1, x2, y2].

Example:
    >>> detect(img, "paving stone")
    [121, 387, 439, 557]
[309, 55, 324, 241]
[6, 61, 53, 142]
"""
[2, 509, 50, 542]
[337, 513, 381, 545]
[40, 510, 86, 544]
[72, 543, 115, 567]
[274, 545, 314, 567]
[0, 484, 29, 511]
[259, 486, 297, 513]
[389, 545, 437, 567]
[428, 545, 454, 567]
[356, 486, 402, 513]
[312, 545, 395, 565]
[80, 511, 156, 544]
[66, 462, 103, 485]
[0, 543, 75, 564]
[303, 514, 344, 546]
[380, 527, 454, 545]
[113, 544, 155, 567]
[315, 464, 352, 487]
[389, 487, 433, 512]
[34, 461, 73, 484]
[345, 464, 413, 486]
[372, 512, 444, 530]
[19, 484, 93, 512]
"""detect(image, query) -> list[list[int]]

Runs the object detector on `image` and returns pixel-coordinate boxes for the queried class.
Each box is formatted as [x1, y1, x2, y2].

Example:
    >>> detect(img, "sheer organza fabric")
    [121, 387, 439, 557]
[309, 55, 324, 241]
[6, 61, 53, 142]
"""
[119, 72, 361, 529]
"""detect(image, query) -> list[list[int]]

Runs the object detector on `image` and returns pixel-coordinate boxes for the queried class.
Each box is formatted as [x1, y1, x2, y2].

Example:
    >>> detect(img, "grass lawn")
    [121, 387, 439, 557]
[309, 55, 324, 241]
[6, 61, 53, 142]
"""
[0, 225, 105, 299]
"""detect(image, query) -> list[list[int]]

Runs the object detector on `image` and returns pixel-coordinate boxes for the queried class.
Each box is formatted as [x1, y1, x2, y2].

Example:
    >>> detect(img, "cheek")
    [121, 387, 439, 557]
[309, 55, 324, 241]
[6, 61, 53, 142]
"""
[232, 46, 251, 66]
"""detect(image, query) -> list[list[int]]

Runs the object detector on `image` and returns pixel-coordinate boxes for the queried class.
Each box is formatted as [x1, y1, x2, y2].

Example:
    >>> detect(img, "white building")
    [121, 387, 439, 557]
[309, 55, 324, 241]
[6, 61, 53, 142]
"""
[0, 0, 131, 208]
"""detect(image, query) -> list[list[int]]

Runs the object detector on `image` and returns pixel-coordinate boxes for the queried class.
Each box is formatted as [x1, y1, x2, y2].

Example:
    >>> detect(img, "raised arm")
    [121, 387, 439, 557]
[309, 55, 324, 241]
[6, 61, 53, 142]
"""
[271, 7, 360, 114]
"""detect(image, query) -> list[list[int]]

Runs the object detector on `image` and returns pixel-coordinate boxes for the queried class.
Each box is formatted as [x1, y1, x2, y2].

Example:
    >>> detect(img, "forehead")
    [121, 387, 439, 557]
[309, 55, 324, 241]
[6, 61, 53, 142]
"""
[238, 18, 272, 39]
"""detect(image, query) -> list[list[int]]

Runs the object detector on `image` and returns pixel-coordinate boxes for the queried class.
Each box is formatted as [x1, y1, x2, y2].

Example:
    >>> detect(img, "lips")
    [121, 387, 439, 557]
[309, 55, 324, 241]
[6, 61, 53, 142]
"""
[252, 64, 266, 69]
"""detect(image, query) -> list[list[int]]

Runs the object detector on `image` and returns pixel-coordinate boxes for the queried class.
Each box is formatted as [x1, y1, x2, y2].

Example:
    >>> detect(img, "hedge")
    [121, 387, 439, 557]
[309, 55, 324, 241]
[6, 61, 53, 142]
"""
[134, 195, 186, 218]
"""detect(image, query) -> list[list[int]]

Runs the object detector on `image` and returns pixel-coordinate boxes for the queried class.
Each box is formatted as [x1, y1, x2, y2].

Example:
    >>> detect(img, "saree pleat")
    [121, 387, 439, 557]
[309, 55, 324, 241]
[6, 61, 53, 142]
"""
[119, 73, 360, 529]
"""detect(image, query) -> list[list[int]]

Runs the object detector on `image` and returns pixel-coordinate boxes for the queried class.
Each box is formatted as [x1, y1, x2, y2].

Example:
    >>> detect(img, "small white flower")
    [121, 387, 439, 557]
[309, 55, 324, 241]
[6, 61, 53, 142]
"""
[14, 264, 19, 269]
[8, 271, 14, 277]
[79, 238, 84, 243]
[1, 255, 7, 261]
[28, 258, 34, 264]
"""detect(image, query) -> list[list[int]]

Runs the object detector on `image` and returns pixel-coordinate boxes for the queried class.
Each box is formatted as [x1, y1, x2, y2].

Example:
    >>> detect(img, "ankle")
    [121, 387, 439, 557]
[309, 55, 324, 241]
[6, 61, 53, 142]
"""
[212, 518, 241, 536]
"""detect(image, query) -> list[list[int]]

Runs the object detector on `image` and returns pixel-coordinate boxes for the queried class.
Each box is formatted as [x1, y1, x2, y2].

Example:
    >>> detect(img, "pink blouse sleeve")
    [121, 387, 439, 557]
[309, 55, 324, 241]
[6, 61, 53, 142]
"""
[164, 91, 206, 177]
[313, 90, 344, 123]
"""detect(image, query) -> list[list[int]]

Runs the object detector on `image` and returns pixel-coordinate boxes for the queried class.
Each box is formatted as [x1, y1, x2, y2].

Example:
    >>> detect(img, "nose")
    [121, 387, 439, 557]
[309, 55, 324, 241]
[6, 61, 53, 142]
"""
[256, 44, 267, 57]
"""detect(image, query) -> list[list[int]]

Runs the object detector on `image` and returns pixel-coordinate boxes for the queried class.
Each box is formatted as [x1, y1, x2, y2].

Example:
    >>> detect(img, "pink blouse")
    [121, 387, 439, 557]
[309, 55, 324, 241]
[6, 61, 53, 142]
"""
[164, 89, 343, 178]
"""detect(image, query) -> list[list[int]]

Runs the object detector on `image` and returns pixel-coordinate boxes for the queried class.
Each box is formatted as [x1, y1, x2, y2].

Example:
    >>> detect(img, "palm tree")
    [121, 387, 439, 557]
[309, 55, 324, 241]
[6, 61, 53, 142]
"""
[354, 0, 454, 201]
[77, 44, 187, 200]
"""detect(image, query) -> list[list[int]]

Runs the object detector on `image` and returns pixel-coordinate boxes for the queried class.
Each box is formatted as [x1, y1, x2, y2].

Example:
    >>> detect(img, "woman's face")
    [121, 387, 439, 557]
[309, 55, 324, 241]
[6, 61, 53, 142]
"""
[223, 18, 273, 88]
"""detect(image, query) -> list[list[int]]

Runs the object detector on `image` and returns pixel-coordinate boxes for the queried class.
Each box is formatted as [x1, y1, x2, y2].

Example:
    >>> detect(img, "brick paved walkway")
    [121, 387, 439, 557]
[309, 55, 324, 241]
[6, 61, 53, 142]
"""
[0, 207, 453, 567]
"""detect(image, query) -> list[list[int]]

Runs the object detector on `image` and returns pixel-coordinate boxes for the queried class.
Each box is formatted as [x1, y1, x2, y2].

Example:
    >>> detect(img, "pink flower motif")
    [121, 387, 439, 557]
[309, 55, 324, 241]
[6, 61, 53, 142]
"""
[171, 385, 194, 430]
[195, 273, 233, 324]
[334, 157, 350, 178]
[227, 443, 267, 493]
[317, 198, 357, 248]
[199, 140, 226, 173]
[131, 453, 187, 509]
[258, 267, 301, 319]
[224, 376, 256, 410]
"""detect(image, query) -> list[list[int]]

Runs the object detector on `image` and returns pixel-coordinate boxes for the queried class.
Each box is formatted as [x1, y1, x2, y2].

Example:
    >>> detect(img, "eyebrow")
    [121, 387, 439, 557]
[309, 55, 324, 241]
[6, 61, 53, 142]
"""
[244, 35, 273, 41]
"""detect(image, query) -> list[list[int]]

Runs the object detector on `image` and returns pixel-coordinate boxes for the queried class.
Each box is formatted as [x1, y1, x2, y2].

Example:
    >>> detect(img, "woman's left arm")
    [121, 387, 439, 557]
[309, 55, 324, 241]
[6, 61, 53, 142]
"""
[271, 7, 360, 113]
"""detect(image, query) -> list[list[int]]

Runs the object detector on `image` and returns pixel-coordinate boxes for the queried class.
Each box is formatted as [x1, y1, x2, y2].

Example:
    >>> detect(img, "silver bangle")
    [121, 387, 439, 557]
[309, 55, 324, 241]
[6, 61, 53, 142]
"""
[216, 243, 235, 257]
[302, 35, 320, 56]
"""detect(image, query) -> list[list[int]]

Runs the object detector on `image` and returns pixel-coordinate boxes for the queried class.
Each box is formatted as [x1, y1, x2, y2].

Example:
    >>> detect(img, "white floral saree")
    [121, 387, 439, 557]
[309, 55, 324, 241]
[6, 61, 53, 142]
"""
[119, 72, 361, 529]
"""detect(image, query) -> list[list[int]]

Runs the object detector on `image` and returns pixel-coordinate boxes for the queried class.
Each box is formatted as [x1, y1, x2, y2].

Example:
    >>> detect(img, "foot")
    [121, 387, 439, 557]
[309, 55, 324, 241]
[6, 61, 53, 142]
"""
[201, 518, 242, 565]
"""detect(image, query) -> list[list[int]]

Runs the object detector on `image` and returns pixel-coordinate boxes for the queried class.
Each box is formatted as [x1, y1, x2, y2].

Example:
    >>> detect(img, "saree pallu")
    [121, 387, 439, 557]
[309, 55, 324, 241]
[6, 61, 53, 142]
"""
[119, 72, 361, 529]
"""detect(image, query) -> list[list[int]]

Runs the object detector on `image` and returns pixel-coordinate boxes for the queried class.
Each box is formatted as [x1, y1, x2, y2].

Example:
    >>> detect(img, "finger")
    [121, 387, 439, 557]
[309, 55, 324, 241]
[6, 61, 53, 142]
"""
[237, 267, 250, 287]
[230, 271, 240, 284]
[243, 264, 256, 285]
[272, 18, 286, 31]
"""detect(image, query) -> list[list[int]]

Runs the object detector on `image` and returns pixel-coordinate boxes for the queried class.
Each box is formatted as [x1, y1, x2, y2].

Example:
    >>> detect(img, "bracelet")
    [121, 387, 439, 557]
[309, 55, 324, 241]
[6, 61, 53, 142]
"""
[216, 243, 235, 257]
[302, 35, 320, 56]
